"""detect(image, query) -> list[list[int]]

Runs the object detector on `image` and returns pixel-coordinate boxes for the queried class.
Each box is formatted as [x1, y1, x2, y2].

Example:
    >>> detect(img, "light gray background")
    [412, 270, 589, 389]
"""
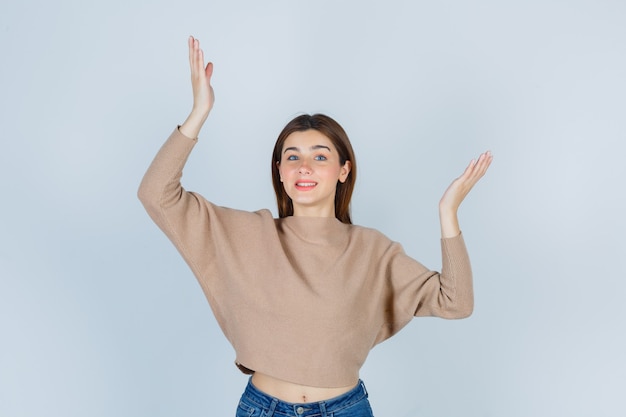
[1, 1, 625, 416]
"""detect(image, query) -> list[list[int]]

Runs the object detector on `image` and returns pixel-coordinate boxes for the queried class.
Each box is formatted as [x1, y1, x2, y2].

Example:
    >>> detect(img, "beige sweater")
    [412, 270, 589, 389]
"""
[138, 127, 474, 388]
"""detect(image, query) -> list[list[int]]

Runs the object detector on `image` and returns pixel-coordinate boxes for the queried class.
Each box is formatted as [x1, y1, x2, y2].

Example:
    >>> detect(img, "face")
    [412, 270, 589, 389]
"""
[278, 129, 352, 218]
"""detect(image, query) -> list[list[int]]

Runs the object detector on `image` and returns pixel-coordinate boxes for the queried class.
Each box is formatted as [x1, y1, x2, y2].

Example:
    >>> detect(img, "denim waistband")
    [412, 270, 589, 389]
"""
[241, 378, 369, 417]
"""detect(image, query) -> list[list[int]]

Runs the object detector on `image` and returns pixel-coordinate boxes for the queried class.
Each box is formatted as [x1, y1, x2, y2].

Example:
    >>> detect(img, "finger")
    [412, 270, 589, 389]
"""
[198, 46, 203, 73]
[459, 158, 477, 180]
[194, 39, 202, 75]
[474, 151, 493, 175]
[190, 37, 198, 73]
[466, 151, 492, 183]
[205, 61, 214, 82]
[457, 151, 491, 186]
[188, 36, 194, 70]
[189, 36, 201, 73]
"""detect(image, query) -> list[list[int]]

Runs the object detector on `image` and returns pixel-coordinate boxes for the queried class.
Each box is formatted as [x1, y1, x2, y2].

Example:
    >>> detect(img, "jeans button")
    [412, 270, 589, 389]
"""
[296, 406, 304, 414]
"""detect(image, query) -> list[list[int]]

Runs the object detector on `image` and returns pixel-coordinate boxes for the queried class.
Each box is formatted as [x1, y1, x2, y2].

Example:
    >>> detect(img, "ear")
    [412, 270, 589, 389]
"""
[338, 160, 352, 183]
[276, 160, 283, 182]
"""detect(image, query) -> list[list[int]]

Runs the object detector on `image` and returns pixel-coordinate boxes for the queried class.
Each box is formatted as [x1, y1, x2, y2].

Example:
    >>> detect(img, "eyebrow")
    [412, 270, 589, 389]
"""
[283, 145, 332, 154]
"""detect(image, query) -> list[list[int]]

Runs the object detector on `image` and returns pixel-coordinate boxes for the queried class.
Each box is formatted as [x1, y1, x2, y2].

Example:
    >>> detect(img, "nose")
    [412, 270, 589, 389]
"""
[298, 162, 312, 175]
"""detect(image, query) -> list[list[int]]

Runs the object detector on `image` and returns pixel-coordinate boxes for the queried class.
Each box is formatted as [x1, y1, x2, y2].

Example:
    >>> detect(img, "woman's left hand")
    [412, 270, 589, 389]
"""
[439, 151, 493, 214]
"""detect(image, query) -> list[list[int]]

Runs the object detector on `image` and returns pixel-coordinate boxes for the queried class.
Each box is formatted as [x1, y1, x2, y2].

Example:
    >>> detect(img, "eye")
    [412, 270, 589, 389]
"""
[314, 155, 328, 161]
[286, 155, 299, 161]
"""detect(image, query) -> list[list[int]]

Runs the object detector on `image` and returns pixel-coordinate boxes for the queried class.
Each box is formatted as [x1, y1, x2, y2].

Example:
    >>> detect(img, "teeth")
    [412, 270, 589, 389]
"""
[297, 182, 316, 187]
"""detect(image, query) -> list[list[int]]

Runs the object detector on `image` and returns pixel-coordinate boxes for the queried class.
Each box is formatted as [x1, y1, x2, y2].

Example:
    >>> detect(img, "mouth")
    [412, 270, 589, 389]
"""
[295, 181, 317, 190]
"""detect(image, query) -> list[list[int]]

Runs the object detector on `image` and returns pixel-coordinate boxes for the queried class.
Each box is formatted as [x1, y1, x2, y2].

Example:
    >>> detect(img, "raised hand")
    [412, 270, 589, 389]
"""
[180, 36, 215, 138]
[188, 36, 214, 115]
[439, 151, 493, 237]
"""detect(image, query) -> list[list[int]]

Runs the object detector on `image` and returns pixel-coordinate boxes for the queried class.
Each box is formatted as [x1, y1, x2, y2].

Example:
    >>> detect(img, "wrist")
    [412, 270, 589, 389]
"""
[439, 206, 460, 238]
[180, 109, 210, 139]
[190, 106, 210, 121]
[438, 204, 458, 217]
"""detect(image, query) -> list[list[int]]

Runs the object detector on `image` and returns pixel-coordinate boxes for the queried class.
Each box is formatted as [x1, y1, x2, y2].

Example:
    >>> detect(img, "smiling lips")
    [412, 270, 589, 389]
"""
[295, 181, 317, 191]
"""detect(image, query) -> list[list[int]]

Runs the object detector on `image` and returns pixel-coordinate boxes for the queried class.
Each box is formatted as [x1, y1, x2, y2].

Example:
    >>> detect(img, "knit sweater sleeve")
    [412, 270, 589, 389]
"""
[420, 233, 473, 319]
[136, 127, 267, 282]
[377, 233, 473, 340]
[136, 127, 210, 276]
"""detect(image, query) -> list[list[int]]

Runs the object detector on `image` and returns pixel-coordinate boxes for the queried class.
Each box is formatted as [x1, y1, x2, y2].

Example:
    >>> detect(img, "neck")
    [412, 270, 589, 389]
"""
[292, 205, 335, 218]
[278, 215, 348, 246]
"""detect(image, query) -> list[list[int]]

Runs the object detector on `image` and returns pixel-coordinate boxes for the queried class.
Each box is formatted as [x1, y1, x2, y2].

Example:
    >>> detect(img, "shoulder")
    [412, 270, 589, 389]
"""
[206, 202, 275, 225]
[347, 222, 389, 238]
[209, 203, 273, 220]
[192, 198, 276, 232]
[346, 223, 398, 251]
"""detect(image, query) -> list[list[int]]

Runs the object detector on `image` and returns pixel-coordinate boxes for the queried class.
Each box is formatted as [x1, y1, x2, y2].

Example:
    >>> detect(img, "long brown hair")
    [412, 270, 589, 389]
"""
[271, 114, 357, 224]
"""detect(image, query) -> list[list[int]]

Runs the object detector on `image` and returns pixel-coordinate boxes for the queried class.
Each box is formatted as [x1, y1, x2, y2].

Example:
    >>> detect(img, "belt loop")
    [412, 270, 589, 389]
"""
[319, 401, 327, 417]
[266, 398, 278, 417]
[360, 380, 368, 397]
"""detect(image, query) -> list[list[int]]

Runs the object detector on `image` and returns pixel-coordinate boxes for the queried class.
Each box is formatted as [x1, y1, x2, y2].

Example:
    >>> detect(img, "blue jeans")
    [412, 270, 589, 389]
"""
[236, 378, 375, 417]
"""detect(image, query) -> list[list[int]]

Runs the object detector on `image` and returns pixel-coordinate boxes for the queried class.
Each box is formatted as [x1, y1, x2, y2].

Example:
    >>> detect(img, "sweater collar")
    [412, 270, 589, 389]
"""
[277, 216, 350, 246]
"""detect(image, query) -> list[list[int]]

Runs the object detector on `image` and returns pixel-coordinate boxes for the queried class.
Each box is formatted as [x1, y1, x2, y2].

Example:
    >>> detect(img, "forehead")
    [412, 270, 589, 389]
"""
[282, 129, 336, 152]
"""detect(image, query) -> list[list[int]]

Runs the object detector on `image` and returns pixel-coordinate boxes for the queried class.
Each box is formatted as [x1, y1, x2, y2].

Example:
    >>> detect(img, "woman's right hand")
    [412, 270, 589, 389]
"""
[180, 36, 215, 139]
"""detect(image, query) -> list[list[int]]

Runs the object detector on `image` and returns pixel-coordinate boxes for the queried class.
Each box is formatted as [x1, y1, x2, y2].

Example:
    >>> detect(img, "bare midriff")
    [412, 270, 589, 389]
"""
[251, 372, 358, 403]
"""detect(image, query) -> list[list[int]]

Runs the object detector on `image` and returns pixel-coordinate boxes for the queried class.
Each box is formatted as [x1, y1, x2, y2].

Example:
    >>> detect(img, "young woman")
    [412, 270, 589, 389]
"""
[138, 36, 492, 417]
